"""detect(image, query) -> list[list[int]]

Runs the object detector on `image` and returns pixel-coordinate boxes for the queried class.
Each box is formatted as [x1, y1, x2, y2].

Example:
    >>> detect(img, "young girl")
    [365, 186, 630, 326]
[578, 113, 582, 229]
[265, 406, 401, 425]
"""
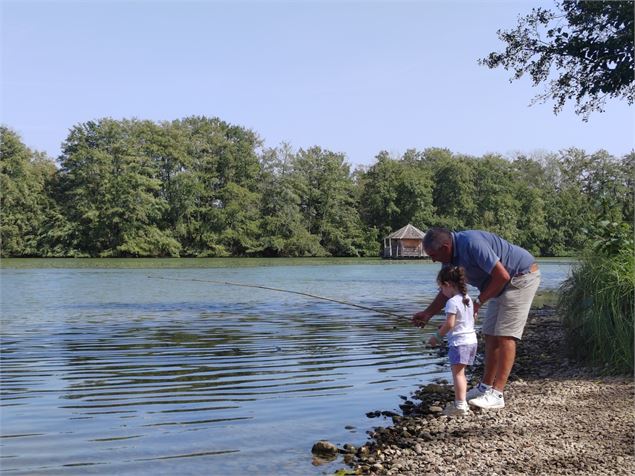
[428, 265, 478, 416]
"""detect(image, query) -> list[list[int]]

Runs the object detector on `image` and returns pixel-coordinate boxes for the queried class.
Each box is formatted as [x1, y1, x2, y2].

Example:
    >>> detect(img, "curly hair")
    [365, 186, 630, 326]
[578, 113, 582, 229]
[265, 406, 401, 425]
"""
[437, 265, 470, 306]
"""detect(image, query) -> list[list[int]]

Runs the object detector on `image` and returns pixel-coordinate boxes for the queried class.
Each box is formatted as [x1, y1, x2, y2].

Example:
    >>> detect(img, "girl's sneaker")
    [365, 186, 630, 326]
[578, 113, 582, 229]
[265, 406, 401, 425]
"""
[443, 403, 469, 417]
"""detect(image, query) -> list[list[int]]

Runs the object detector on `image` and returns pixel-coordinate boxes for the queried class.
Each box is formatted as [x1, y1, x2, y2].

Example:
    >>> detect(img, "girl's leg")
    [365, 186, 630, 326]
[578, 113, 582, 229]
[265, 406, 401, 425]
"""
[451, 364, 467, 402]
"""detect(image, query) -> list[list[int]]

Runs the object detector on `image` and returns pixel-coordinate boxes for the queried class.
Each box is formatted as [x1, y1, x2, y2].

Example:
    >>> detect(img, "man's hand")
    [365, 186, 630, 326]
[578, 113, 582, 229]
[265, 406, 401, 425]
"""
[412, 310, 433, 327]
[427, 335, 440, 347]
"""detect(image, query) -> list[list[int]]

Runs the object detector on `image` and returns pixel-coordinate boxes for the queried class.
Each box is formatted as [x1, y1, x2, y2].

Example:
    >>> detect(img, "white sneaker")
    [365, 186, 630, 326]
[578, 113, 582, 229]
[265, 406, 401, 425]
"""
[443, 402, 469, 417]
[468, 389, 505, 409]
[466, 383, 489, 401]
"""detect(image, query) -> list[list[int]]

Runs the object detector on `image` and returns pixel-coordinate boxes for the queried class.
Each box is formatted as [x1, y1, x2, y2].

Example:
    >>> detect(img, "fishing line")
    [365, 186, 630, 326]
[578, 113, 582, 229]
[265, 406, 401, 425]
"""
[147, 275, 409, 320]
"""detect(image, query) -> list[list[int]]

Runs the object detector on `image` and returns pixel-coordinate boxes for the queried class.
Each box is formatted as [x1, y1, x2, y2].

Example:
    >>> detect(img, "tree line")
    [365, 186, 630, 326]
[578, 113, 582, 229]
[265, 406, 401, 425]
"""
[1, 117, 632, 258]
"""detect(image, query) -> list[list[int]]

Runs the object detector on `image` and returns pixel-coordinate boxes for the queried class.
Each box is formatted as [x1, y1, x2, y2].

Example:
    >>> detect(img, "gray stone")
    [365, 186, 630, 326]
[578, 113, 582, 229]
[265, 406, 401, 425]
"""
[311, 440, 338, 458]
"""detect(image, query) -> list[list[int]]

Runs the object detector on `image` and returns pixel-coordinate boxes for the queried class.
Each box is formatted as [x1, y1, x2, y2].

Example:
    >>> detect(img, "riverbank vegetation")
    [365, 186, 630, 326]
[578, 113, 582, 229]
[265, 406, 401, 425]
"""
[558, 222, 634, 373]
[1, 121, 632, 258]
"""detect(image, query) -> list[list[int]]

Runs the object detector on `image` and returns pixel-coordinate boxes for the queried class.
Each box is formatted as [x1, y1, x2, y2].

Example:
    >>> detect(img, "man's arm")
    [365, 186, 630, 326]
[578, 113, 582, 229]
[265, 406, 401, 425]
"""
[474, 261, 510, 315]
[412, 291, 449, 327]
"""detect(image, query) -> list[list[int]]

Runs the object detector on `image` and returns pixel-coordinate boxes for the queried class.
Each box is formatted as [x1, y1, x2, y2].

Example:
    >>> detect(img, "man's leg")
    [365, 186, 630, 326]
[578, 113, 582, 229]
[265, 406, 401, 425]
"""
[492, 336, 516, 391]
[482, 271, 540, 390]
[481, 334, 517, 391]
[481, 334, 499, 386]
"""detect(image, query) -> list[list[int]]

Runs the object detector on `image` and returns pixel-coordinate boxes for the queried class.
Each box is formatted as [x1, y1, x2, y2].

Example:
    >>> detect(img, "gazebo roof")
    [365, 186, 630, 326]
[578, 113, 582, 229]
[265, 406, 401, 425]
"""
[386, 224, 426, 240]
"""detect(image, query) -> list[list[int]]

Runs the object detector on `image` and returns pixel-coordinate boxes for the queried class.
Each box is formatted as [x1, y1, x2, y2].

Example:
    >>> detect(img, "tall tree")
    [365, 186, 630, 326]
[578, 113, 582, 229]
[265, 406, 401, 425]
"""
[0, 128, 58, 256]
[430, 156, 477, 230]
[511, 154, 550, 254]
[167, 116, 263, 256]
[472, 154, 521, 242]
[358, 152, 402, 235]
[258, 145, 325, 257]
[542, 149, 596, 254]
[137, 120, 191, 236]
[292, 147, 367, 256]
[358, 150, 435, 235]
[481, 0, 634, 118]
[58, 119, 180, 257]
[557, 148, 631, 242]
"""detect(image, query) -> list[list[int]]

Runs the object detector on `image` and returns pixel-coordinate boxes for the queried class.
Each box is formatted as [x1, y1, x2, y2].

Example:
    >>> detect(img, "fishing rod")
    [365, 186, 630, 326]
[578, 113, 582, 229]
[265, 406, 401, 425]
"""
[147, 275, 409, 320]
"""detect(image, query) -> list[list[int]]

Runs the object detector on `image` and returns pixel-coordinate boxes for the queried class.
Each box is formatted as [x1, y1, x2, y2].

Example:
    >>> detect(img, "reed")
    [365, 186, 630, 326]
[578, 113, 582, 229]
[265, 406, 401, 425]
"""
[557, 244, 634, 374]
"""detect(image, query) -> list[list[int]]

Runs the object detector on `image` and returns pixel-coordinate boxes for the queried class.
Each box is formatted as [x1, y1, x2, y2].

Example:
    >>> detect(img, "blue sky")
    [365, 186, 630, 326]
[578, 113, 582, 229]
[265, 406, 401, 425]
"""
[2, 0, 633, 166]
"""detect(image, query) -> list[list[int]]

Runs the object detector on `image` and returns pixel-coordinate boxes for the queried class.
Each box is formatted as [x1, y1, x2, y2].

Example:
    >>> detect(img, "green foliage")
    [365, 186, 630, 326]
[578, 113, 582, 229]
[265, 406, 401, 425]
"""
[2, 117, 633, 258]
[58, 119, 174, 256]
[510, 155, 550, 254]
[217, 182, 263, 256]
[481, 0, 634, 119]
[292, 147, 367, 257]
[358, 151, 436, 235]
[431, 156, 477, 230]
[163, 116, 262, 256]
[0, 127, 59, 257]
[472, 155, 521, 242]
[258, 145, 327, 257]
[115, 226, 182, 257]
[558, 236, 634, 374]
[513, 186, 548, 256]
[588, 220, 634, 256]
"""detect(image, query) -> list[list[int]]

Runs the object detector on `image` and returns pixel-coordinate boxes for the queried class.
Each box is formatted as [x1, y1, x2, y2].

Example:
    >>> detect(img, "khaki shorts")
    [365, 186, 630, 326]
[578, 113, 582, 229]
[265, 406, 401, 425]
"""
[482, 270, 541, 340]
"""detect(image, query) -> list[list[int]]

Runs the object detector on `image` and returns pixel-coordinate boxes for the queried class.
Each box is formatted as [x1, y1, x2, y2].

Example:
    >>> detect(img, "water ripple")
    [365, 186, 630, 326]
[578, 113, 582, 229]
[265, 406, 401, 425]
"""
[0, 262, 570, 474]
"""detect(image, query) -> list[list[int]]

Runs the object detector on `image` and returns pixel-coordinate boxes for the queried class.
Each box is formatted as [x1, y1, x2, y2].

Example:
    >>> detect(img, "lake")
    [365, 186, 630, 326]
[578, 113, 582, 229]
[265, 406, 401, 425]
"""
[0, 258, 572, 475]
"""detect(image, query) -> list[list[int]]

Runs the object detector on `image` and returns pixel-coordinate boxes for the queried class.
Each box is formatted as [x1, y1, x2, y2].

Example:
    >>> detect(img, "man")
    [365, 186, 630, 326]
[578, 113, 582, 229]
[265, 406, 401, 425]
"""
[413, 228, 541, 409]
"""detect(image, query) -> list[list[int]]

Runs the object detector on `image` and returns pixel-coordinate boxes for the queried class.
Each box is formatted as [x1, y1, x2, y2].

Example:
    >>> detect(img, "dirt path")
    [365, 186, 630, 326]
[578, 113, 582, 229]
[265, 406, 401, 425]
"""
[341, 308, 635, 475]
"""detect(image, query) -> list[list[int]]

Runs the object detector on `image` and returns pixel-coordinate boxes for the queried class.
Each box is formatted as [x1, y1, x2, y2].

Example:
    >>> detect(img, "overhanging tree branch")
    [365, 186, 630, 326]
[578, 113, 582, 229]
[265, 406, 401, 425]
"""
[480, 0, 635, 120]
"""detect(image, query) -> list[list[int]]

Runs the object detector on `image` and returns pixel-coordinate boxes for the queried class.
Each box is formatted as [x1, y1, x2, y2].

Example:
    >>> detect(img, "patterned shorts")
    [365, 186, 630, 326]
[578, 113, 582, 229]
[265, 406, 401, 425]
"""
[448, 343, 478, 365]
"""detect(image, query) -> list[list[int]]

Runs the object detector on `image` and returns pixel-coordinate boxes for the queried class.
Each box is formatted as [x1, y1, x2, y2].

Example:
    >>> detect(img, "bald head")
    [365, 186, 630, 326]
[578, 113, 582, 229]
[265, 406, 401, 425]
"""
[423, 228, 452, 252]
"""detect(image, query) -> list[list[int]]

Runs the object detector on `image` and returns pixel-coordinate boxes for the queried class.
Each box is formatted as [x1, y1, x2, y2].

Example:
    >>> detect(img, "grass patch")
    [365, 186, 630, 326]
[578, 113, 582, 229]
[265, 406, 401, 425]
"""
[557, 245, 634, 374]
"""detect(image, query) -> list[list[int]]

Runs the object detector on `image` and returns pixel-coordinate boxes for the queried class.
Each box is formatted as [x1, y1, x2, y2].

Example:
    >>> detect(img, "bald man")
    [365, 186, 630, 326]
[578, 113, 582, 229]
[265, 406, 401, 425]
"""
[413, 228, 540, 409]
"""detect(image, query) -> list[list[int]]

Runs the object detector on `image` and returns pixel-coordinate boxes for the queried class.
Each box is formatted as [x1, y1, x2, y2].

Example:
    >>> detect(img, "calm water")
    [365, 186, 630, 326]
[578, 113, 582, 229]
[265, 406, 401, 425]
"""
[0, 259, 571, 475]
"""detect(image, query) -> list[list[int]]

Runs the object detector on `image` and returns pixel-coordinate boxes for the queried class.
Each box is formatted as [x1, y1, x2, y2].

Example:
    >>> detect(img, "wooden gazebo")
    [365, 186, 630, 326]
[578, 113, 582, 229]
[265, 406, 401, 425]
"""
[382, 224, 428, 259]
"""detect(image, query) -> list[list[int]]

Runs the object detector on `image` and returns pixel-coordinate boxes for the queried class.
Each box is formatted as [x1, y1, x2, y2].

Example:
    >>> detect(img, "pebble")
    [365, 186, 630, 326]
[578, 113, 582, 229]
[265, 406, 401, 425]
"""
[310, 440, 338, 458]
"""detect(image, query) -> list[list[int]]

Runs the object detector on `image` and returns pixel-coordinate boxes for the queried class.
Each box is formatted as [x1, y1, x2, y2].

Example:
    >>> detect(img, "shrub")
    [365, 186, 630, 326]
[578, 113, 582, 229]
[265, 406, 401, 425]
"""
[558, 228, 634, 374]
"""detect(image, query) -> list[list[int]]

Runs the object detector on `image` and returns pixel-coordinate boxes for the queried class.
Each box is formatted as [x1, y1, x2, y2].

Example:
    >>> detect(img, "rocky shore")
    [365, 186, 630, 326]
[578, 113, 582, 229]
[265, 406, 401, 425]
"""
[327, 308, 634, 475]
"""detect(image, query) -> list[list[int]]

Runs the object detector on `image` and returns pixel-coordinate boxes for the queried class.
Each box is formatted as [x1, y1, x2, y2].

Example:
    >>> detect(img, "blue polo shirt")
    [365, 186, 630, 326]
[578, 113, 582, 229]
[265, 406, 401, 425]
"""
[451, 230, 535, 292]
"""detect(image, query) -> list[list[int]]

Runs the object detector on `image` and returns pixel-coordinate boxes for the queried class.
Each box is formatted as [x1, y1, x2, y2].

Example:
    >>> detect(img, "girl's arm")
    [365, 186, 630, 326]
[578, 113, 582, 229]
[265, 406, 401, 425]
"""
[438, 313, 456, 336]
[412, 291, 449, 327]
[428, 313, 456, 346]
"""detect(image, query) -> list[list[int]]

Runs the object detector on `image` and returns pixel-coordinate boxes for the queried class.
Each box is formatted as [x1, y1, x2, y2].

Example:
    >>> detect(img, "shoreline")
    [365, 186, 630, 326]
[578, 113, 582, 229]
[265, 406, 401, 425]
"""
[0, 256, 578, 269]
[337, 307, 635, 475]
